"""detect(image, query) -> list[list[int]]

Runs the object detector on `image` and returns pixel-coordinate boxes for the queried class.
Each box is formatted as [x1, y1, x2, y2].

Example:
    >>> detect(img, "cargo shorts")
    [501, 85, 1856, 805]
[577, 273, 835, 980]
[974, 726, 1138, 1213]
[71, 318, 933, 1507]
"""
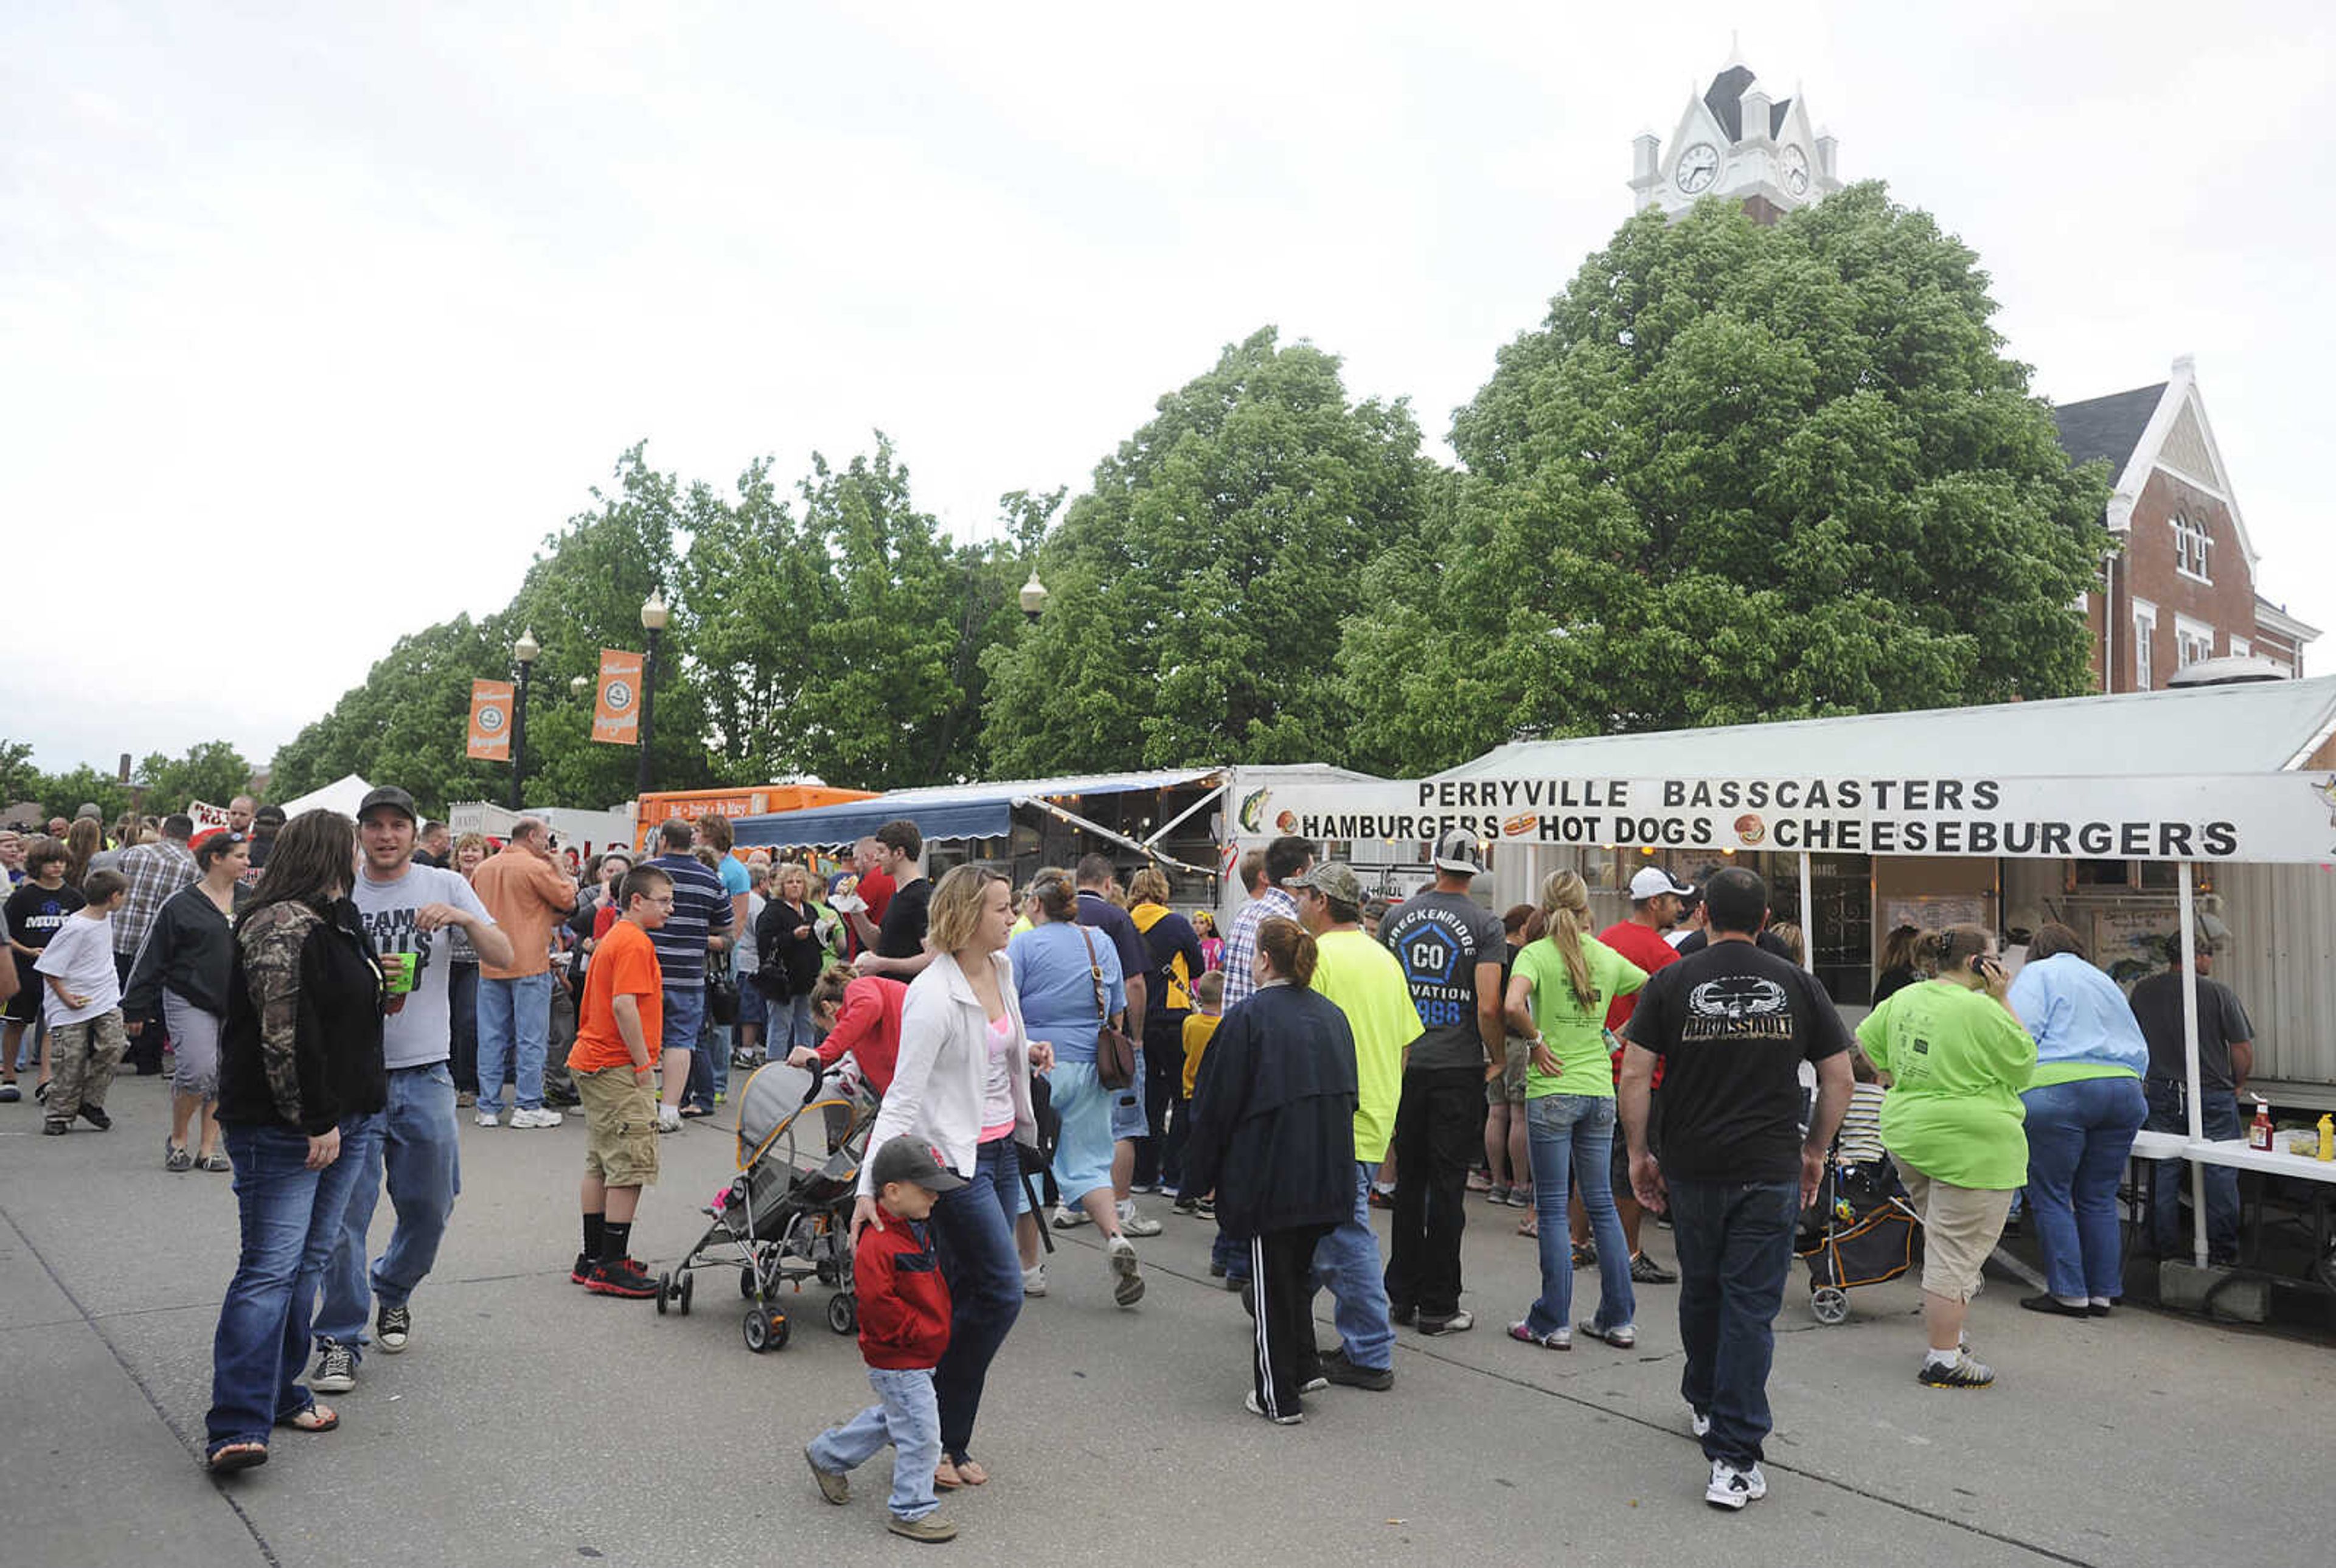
[577, 1064, 660, 1188]
[1486, 1036, 1530, 1107]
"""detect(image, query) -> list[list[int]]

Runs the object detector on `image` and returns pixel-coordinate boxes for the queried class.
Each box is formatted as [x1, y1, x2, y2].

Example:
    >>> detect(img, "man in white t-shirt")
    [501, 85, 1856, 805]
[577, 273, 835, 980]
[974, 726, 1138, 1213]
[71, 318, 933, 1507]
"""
[35, 870, 130, 1134]
[311, 786, 512, 1395]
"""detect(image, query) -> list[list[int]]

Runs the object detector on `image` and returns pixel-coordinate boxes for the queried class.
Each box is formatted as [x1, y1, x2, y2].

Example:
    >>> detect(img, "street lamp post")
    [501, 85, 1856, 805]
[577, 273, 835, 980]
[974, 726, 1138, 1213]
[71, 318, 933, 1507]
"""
[636, 592, 669, 797]
[509, 628, 540, 811]
[1019, 568, 1049, 624]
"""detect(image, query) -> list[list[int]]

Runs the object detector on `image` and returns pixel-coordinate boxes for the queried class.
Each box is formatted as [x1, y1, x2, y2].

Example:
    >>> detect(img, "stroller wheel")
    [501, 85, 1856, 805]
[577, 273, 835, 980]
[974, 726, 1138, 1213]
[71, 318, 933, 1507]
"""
[826, 1292, 857, 1335]
[656, 1271, 673, 1316]
[678, 1272, 695, 1317]
[1811, 1286, 1850, 1326]
[744, 1306, 789, 1353]
[740, 1266, 758, 1300]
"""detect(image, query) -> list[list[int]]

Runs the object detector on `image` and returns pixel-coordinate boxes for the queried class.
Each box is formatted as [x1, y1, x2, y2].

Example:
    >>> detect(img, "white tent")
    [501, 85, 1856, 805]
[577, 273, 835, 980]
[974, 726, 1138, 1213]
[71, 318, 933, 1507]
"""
[275, 773, 374, 819]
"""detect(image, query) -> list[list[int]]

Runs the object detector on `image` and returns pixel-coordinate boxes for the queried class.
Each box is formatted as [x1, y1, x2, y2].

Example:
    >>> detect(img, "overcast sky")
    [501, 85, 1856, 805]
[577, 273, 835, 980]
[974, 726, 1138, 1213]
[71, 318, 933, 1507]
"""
[7, 1, 2330, 777]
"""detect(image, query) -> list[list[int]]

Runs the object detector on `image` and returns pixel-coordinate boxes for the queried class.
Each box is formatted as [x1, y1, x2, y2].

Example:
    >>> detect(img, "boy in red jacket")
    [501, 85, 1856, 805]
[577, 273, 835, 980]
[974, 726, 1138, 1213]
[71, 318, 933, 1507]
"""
[806, 1136, 961, 1544]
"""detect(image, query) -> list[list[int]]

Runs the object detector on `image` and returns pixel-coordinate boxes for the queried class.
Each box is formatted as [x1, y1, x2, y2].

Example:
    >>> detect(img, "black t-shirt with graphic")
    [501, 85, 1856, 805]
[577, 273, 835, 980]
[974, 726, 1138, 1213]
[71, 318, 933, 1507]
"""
[1625, 937, 1849, 1184]
[6, 881, 88, 1004]
[1380, 890, 1505, 1073]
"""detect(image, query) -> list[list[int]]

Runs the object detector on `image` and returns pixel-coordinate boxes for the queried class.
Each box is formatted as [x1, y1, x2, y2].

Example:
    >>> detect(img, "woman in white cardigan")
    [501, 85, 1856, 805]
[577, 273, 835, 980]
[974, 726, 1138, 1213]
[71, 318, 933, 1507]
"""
[852, 865, 1052, 1491]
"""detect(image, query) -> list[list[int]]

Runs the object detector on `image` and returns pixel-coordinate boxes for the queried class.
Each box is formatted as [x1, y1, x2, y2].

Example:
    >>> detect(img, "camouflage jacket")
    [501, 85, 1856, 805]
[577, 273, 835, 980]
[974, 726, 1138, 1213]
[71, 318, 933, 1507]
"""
[239, 901, 325, 1129]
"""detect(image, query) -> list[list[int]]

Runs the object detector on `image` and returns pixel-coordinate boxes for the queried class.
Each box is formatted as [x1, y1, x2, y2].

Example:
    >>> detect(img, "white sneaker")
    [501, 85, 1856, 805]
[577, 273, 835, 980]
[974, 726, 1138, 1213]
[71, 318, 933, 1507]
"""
[1116, 1200, 1163, 1237]
[1691, 1408, 1712, 1438]
[510, 1107, 564, 1129]
[656, 1103, 683, 1134]
[1050, 1204, 1090, 1230]
[1023, 1265, 1048, 1298]
[1106, 1233, 1144, 1307]
[1706, 1459, 1768, 1510]
[1244, 1389, 1303, 1425]
[474, 1108, 500, 1128]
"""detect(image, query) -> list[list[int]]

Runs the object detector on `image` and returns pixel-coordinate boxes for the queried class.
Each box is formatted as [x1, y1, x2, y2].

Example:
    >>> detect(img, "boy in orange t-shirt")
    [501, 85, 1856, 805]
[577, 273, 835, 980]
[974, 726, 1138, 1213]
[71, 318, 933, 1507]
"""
[568, 866, 670, 1297]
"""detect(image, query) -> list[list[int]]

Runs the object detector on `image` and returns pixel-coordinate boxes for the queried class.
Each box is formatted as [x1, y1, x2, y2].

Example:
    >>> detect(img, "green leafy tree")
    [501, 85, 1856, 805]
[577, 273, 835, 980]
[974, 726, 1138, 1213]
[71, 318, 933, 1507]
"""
[0, 740, 38, 809]
[136, 741, 256, 814]
[1340, 184, 2109, 775]
[981, 328, 1433, 774]
[36, 765, 131, 827]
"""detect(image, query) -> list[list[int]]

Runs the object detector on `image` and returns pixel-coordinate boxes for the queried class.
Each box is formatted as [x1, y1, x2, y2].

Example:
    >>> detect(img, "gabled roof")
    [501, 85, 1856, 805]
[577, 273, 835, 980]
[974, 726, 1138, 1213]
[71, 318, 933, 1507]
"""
[2051, 383, 2166, 472]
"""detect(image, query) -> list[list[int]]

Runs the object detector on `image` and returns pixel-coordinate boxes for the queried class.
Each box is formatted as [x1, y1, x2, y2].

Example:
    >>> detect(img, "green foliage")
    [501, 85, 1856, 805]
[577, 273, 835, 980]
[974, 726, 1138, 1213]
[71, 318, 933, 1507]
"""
[137, 741, 256, 814]
[0, 738, 254, 828]
[979, 328, 1433, 774]
[1341, 184, 2108, 774]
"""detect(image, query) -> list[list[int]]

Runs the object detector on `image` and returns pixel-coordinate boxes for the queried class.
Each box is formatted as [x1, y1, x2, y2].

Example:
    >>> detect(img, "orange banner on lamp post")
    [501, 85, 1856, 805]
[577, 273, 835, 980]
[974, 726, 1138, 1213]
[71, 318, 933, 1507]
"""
[593, 648, 644, 745]
[468, 679, 514, 761]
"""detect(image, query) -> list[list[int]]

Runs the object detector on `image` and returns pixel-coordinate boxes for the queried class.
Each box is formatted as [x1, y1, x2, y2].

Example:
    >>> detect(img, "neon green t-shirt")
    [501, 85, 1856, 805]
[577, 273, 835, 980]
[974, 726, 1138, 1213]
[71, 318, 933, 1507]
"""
[1512, 935, 1646, 1099]
[1309, 928, 1425, 1164]
[1856, 980, 2037, 1191]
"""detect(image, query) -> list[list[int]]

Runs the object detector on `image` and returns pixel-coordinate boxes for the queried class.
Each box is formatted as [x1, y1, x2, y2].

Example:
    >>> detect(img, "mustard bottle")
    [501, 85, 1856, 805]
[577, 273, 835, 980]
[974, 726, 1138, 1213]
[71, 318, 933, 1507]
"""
[2318, 1114, 2334, 1162]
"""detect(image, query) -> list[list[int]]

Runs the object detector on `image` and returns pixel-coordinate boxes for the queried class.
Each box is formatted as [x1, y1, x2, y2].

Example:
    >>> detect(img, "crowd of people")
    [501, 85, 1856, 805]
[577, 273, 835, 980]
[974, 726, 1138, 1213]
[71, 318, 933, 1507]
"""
[0, 789, 2261, 1528]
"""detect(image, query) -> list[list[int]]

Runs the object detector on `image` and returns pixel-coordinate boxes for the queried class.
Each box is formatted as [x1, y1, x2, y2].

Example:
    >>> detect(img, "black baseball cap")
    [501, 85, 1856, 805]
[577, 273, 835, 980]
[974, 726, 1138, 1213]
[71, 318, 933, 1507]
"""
[357, 786, 419, 824]
[869, 1136, 966, 1193]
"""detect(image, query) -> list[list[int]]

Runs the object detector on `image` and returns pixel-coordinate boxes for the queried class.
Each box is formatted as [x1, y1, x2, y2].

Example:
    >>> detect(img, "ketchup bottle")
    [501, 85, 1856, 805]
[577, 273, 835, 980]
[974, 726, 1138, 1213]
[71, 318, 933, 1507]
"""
[2248, 1098, 2274, 1153]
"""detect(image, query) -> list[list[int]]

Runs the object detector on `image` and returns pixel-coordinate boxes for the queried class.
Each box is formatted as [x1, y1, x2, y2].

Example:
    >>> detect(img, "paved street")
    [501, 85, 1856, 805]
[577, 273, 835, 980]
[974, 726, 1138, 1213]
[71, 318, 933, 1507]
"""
[5, 1070, 2331, 1568]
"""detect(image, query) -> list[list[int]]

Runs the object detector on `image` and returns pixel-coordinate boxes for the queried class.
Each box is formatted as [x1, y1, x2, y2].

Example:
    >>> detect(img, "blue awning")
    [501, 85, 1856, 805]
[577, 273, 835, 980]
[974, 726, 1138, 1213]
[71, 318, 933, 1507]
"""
[732, 769, 1222, 852]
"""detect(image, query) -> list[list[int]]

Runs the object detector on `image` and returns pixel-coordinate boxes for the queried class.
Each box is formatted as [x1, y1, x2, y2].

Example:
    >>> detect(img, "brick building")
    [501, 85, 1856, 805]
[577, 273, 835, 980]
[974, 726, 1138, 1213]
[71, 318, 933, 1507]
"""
[2053, 355, 2320, 693]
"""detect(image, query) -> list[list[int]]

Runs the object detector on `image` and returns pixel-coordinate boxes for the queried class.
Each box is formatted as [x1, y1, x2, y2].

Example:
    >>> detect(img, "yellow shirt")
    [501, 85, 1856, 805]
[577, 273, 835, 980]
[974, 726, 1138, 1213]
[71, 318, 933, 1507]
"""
[1181, 1011, 1222, 1098]
[1309, 928, 1424, 1164]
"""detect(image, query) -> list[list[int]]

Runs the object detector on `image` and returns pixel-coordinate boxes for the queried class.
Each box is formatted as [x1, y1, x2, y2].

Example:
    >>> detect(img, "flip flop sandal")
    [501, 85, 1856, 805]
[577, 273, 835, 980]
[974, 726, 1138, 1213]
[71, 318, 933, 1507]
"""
[933, 1458, 964, 1491]
[206, 1443, 268, 1473]
[953, 1458, 989, 1486]
[277, 1404, 338, 1434]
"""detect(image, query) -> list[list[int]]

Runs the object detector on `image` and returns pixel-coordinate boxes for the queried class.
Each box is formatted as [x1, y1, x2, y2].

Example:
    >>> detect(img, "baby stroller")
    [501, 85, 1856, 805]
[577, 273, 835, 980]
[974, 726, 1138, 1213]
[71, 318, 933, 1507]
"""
[657, 1060, 878, 1353]
[1795, 1156, 1922, 1325]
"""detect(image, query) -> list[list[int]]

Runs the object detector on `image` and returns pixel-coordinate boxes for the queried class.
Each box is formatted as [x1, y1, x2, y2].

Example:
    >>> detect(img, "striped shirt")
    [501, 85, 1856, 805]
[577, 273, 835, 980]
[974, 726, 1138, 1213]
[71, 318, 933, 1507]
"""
[1836, 1081, 1887, 1164]
[114, 840, 198, 957]
[645, 853, 732, 988]
[1220, 886, 1296, 1011]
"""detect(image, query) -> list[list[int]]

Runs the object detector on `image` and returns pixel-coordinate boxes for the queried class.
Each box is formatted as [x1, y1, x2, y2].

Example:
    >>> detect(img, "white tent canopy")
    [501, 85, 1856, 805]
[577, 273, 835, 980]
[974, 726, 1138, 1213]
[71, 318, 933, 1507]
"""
[275, 773, 374, 819]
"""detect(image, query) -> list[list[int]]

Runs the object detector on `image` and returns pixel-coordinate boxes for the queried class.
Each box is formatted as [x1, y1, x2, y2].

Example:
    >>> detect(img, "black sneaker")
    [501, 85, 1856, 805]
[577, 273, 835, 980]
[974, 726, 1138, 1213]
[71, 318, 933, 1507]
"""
[1172, 1195, 1199, 1215]
[1320, 1348, 1394, 1390]
[311, 1342, 357, 1393]
[77, 1105, 113, 1131]
[571, 1252, 595, 1285]
[1388, 1303, 1416, 1326]
[376, 1303, 411, 1354]
[41, 1119, 68, 1136]
[1916, 1351, 1995, 1390]
[1629, 1252, 1677, 1285]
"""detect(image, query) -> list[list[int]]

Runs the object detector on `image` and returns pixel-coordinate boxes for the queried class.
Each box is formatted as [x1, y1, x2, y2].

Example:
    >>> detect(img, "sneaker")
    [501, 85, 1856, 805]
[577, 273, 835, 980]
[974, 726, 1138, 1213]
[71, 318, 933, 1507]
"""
[1320, 1347, 1394, 1390]
[655, 1103, 683, 1134]
[1578, 1319, 1636, 1349]
[0, 1083, 18, 1103]
[1129, 1181, 1159, 1195]
[1629, 1252, 1678, 1285]
[1195, 1196, 1215, 1219]
[1691, 1408, 1712, 1438]
[1571, 1241, 1596, 1269]
[77, 1105, 111, 1131]
[585, 1258, 661, 1299]
[1220, 1273, 1246, 1292]
[571, 1252, 594, 1285]
[1388, 1303, 1416, 1326]
[509, 1107, 565, 1129]
[41, 1119, 67, 1136]
[375, 1303, 411, 1354]
[1917, 1351, 1996, 1389]
[1506, 1321, 1570, 1350]
[1172, 1195, 1200, 1215]
[474, 1108, 501, 1128]
[1706, 1459, 1768, 1510]
[887, 1516, 958, 1544]
[1243, 1389, 1304, 1426]
[1301, 1371, 1331, 1393]
[544, 1084, 581, 1108]
[1487, 1184, 1512, 1205]
[1417, 1310, 1475, 1337]
[713, 1092, 725, 1106]
[455, 1089, 477, 1107]
[1368, 1186, 1396, 1211]
[1466, 1167, 1494, 1192]
[311, 1342, 357, 1393]
[1115, 1201, 1163, 1238]
[807, 1446, 850, 1505]
[1022, 1264, 1048, 1298]
[1050, 1204, 1090, 1230]
[1107, 1234, 1144, 1306]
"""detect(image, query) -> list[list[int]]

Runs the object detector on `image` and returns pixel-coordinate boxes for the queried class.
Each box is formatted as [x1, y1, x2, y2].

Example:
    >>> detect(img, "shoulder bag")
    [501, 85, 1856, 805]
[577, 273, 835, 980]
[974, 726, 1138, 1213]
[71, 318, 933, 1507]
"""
[1077, 924, 1139, 1091]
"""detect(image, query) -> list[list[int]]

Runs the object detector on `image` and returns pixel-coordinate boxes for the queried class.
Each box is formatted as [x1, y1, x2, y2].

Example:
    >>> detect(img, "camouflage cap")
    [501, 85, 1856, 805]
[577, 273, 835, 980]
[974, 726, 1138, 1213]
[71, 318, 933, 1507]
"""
[1290, 861, 1364, 907]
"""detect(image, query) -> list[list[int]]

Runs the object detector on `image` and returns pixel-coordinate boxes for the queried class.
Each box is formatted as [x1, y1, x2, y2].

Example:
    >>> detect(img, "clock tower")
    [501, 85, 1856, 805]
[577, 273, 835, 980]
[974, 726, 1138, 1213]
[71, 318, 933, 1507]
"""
[1629, 49, 1841, 223]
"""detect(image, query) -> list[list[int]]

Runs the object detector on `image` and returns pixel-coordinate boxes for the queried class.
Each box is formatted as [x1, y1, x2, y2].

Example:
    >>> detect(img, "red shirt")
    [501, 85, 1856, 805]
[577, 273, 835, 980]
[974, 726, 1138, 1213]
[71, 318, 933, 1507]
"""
[815, 976, 908, 1095]
[853, 1218, 951, 1370]
[1599, 919, 1680, 1089]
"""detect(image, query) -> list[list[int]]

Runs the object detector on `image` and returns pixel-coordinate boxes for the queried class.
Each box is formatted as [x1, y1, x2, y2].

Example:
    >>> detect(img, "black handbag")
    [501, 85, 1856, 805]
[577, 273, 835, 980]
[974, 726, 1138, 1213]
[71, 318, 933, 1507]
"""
[1078, 926, 1139, 1091]
[706, 963, 741, 1027]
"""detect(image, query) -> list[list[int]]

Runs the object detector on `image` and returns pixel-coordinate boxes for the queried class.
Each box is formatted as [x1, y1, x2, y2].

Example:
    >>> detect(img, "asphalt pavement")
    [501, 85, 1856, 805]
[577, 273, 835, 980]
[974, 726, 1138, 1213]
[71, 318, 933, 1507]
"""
[4, 1069, 2331, 1568]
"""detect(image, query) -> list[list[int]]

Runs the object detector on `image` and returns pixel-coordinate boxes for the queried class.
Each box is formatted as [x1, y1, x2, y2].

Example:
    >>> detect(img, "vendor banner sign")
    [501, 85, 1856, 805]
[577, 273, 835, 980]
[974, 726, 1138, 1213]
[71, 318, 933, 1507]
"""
[591, 649, 643, 746]
[1243, 772, 2336, 866]
[467, 679, 514, 762]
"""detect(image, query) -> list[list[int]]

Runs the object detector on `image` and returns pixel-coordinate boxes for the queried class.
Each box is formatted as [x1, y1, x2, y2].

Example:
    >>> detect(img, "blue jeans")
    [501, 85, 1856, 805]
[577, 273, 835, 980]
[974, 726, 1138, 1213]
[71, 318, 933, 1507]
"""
[206, 1118, 373, 1453]
[660, 982, 705, 1107]
[1667, 1176, 1798, 1469]
[2023, 1075, 2147, 1299]
[810, 1367, 942, 1521]
[2146, 1078, 2242, 1261]
[777, 994, 815, 1050]
[928, 1137, 1024, 1463]
[1310, 1160, 1394, 1372]
[1524, 1094, 1635, 1336]
[476, 971, 553, 1112]
[316, 1064, 461, 1359]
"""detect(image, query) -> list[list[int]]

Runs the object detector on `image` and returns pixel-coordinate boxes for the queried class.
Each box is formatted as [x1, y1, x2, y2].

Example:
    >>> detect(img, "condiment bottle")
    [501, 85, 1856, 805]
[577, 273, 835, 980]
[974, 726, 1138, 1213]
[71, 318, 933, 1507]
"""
[2318, 1114, 2334, 1163]
[2249, 1098, 2274, 1153]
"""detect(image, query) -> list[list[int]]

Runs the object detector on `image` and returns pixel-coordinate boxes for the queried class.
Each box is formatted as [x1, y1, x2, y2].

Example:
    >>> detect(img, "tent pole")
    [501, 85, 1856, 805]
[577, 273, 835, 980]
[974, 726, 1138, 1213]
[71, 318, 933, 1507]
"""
[1797, 852, 1815, 973]
[2178, 859, 2208, 1269]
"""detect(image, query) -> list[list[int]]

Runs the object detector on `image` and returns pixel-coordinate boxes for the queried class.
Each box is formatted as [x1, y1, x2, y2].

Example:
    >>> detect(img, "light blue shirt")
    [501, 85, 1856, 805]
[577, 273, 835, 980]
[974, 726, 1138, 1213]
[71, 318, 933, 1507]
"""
[1010, 921, 1125, 1065]
[2006, 952, 2149, 1080]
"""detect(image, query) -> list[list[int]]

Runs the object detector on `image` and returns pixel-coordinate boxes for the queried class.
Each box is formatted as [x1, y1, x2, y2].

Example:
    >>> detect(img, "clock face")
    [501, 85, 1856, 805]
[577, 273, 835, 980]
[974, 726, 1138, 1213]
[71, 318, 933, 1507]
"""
[1782, 144, 1810, 196]
[1676, 142, 1720, 194]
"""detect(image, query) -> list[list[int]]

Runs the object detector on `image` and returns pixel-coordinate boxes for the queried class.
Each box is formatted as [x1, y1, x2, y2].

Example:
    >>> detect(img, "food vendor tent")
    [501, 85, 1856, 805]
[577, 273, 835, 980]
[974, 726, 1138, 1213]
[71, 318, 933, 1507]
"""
[274, 773, 374, 819]
[1256, 675, 2336, 1269]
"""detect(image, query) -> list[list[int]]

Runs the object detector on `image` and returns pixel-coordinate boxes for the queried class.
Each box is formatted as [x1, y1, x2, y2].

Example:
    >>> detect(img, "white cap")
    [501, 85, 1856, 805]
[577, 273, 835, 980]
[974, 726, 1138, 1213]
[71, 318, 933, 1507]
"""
[1430, 831, 1484, 875]
[1628, 867, 1694, 901]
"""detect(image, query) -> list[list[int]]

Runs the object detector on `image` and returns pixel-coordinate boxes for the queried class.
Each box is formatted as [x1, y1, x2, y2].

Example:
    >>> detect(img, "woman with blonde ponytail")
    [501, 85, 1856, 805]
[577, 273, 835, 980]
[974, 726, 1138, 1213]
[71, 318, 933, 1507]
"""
[1501, 870, 1650, 1351]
